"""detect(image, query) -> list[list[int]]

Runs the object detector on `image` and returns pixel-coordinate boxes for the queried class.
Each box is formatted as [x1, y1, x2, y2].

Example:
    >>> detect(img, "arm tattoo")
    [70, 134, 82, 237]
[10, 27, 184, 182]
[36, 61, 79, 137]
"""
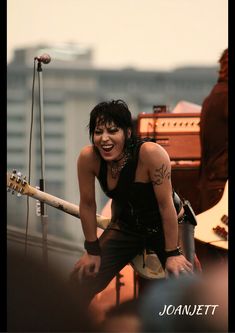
[151, 163, 170, 186]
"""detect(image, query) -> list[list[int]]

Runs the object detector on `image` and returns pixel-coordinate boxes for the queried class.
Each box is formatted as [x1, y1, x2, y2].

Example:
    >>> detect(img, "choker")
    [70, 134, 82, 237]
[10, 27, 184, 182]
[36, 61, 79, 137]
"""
[113, 152, 126, 163]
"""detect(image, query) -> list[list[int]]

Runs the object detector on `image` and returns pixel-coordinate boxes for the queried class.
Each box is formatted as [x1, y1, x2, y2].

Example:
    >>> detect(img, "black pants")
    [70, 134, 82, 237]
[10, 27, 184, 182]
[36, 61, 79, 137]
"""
[74, 221, 166, 308]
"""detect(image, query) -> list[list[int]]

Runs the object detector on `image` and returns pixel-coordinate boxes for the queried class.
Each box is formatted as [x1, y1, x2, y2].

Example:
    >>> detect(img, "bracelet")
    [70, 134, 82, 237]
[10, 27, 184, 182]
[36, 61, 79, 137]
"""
[165, 246, 183, 257]
[84, 239, 101, 256]
[165, 246, 179, 251]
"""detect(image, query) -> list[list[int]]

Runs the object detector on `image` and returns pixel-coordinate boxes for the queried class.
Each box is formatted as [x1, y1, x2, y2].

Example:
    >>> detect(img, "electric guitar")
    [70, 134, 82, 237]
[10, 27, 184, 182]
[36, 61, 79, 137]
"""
[195, 181, 228, 250]
[7, 170, 165, 279]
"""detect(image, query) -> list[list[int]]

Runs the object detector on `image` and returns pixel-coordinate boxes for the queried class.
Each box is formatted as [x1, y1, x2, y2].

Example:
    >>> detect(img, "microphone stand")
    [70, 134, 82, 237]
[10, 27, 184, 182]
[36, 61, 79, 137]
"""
[37, 60, 48, 268]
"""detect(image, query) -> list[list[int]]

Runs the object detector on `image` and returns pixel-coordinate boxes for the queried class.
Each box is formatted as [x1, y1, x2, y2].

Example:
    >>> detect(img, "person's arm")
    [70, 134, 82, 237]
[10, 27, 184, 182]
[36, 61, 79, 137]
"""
[71, 146, 101, 278]
[141, 142, 193, 276]
[77, 145, 98, 242]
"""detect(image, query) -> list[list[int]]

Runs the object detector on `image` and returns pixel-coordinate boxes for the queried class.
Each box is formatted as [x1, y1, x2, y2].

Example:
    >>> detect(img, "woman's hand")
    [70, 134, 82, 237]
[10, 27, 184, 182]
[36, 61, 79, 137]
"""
[165, 255, 193, 278]
[70, 253, 101, 282]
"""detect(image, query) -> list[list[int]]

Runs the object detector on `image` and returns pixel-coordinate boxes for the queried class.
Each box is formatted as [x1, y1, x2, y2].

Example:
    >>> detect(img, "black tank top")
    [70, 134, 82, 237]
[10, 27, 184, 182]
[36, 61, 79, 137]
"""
[97, 138, 182, 232]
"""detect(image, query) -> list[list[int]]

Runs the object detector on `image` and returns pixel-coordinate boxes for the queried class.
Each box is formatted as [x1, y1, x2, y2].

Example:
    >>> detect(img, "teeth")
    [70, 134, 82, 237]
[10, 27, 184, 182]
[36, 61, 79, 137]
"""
[102, 144, 114, 152]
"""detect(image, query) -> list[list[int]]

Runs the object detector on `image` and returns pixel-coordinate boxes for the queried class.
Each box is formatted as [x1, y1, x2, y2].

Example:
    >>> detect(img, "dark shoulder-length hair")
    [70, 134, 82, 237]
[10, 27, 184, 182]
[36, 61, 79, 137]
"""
[88, 99, 134, 144]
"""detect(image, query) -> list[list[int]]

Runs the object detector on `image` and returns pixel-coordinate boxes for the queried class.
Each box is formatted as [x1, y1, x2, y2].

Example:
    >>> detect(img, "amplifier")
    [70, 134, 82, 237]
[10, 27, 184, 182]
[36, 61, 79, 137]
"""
[137, 113, 201, 160]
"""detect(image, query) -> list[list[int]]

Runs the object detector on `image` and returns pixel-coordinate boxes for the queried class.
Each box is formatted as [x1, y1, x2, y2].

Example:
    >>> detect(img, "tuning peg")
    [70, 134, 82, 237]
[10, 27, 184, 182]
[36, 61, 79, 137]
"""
[17, 193, 22, 197]
[12, 169, 17, 174]
[7, 187, 11, 192]
[22, 176, 27, 185]
[16, 172, 22, 182]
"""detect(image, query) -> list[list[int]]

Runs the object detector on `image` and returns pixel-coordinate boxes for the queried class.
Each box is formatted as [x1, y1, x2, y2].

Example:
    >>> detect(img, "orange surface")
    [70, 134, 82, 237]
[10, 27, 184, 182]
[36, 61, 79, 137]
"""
[90, 264, 137, 322]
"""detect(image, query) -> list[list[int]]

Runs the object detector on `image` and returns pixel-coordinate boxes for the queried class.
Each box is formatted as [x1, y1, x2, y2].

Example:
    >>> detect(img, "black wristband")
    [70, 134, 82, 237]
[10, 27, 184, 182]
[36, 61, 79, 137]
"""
[84, 239, 101, 256]
[165, 246, 183, 257]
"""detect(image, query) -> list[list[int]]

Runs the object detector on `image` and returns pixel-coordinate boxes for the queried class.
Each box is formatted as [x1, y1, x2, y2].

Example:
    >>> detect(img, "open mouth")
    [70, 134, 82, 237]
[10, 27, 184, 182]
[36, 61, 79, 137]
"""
[101, 144, 114, 152]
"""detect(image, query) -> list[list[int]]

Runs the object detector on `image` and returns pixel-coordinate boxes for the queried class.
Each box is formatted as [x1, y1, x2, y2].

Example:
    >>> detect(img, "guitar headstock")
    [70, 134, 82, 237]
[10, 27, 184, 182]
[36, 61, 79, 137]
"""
[6, 170, 29, 196]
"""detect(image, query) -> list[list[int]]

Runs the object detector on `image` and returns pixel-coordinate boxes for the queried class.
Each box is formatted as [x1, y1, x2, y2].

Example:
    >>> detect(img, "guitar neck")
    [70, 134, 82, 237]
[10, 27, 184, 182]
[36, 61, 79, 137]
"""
[26, 185, 110, 230]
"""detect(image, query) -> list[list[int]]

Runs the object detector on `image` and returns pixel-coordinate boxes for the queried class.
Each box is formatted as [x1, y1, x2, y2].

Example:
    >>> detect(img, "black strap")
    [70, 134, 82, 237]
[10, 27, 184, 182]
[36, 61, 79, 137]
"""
[165, 246, 183, 257]
[84, 239, 101, 256]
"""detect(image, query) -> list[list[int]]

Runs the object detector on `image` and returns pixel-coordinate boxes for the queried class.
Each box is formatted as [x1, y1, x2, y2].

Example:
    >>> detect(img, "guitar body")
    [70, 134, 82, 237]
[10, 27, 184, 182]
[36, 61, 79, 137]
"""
[195, 181, 228, 250]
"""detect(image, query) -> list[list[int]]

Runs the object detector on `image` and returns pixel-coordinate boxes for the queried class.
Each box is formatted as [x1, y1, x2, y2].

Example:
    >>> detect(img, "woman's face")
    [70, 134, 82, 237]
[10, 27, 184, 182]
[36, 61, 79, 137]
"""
[93, 121, 129, 161]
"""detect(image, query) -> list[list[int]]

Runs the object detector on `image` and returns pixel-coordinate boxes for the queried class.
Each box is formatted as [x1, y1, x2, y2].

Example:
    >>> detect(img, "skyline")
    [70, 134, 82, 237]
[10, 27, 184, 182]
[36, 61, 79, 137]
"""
[8, 0, 228, 71]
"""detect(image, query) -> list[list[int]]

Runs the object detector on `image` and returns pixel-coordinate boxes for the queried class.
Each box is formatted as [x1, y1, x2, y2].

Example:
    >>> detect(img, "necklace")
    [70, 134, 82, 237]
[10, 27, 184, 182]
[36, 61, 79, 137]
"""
[110, 153, 129, 179]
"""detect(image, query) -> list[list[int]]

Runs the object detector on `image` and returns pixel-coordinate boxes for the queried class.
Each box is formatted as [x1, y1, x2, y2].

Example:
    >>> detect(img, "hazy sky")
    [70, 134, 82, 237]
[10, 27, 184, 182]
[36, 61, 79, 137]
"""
[7, 0, 228, 71]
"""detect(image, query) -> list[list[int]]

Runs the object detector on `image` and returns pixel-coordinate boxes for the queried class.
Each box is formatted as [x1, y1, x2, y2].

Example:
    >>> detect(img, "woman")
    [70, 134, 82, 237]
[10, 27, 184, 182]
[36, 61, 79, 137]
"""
[72, 99, 193, 305]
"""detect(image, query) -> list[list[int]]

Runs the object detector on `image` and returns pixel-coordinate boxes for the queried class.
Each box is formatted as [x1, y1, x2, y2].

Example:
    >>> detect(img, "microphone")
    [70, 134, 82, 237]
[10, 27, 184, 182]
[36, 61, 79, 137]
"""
[34, 53, 51, 64]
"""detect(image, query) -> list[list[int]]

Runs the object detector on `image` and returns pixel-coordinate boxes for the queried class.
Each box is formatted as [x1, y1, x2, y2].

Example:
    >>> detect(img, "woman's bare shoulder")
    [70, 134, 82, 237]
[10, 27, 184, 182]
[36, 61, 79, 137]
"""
[79, 145, 95, 157]
[140, 141, 170, 158]
[77, 145, 100, 171]
[138, 141, 171, 170]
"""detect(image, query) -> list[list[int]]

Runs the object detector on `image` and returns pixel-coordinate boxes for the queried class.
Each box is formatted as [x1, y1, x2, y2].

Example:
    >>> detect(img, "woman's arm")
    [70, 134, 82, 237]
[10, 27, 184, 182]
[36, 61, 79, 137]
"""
[77, 146, 98, 241]
[142, 142, 178, 249]
[141, 142, 193, 276]
[72, 146, 101, 278]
